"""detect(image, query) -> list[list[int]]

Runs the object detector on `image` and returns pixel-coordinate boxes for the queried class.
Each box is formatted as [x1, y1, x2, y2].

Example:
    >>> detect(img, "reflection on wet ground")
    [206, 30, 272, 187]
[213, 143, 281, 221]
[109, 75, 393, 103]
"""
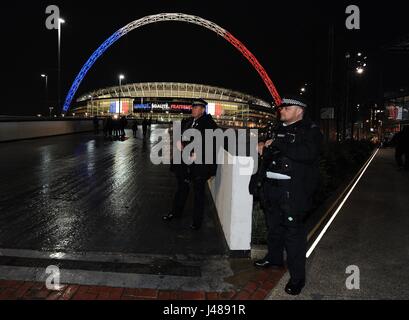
[0, 126, 227, 256]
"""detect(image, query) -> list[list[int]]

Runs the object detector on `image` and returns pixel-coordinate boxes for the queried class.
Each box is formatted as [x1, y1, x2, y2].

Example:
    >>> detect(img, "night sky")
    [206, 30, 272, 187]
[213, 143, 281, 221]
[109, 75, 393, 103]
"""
[1, 0, 409, 116]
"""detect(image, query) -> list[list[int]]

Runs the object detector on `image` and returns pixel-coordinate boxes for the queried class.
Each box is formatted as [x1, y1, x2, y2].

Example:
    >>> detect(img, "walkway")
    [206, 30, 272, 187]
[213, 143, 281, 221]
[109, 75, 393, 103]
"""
[269, 148, 409, 300]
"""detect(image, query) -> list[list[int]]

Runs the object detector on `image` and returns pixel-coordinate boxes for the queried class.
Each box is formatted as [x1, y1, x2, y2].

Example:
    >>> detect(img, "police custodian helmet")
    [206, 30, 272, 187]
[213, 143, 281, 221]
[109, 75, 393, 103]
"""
[279, 95, 308, 109]
[191, 99, 208, 108]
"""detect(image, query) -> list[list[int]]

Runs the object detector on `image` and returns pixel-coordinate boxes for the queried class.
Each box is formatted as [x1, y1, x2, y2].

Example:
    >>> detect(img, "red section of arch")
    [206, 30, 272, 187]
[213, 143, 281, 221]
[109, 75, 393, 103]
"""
[223, 32, 282, 106]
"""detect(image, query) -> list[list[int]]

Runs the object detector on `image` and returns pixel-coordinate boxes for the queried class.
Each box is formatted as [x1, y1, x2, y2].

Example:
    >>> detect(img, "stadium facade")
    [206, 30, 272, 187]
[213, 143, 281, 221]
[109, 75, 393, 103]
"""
[73, 82, 274, 127]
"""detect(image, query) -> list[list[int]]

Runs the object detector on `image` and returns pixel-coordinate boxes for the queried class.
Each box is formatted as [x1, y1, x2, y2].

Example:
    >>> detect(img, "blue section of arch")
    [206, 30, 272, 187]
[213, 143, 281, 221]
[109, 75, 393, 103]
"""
[63, 29, 125, 112]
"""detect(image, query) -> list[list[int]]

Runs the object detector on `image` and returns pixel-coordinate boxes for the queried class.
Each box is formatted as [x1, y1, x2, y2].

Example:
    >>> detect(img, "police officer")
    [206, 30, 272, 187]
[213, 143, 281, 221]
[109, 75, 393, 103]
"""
[254, 96, 322, 296]
[162, 99, 219, 230]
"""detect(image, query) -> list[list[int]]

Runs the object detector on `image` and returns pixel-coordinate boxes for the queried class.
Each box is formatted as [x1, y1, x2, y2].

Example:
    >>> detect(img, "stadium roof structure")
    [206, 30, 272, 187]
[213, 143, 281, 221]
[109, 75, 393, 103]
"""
[76, 82, 271, 109]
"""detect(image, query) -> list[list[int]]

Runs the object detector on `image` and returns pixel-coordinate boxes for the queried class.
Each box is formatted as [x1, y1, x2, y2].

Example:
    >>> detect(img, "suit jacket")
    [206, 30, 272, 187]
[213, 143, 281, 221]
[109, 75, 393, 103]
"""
[171, 113, 219, 180]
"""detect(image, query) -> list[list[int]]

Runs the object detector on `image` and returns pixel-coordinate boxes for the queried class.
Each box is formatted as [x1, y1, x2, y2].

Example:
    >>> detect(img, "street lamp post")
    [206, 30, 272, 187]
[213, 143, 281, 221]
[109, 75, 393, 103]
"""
[344, 52, 366, 141]
[343, 53, 352, 141]
[118, 74, 125, 116]
[41, 74, 48, 114]
[88, 95, 92, 116]
[58, 18, 65, 114]
[352, 55, 366, 140]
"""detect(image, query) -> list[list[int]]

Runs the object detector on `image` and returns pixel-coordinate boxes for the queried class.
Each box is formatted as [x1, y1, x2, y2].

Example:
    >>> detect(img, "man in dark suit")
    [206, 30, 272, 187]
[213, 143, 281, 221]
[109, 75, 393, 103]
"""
[163, 99, 219, 230]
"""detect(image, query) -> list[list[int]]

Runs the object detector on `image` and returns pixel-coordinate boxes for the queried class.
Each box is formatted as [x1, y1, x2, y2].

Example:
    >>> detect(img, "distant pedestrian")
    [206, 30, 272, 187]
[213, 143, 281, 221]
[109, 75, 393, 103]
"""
[107, 116, 113, 139]
[393, 126, 409, 170]
[93, 116, 99, 134]
[113, 117, 120, 140]
[132, 120, 138, 138]
[120, 116, 128, 139]
[103, 117, 108, 138]
[142, 118, 148, 137]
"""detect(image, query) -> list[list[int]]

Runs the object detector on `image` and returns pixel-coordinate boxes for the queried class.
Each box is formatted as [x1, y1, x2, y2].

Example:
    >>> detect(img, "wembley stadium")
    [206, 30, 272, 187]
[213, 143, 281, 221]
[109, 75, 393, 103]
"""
[73, 82, 275, 128]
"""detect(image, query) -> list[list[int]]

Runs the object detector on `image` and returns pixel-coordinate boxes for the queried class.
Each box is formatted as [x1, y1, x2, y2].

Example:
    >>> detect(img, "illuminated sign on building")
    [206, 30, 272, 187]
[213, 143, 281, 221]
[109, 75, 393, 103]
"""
[134, 103, 151, 110]
[386, 105, 409, 120]
[207, 103, 215, 115]
[207, 102, 223, 116]
[387, 105, 401, 120]
[122, 102, 129, 114]
[152, 103, 169, 110]
[206, 102, 223, 117]
[170, 104, 192, 111]
[110, 101, 117, 113]
[109, 100, 130, 114]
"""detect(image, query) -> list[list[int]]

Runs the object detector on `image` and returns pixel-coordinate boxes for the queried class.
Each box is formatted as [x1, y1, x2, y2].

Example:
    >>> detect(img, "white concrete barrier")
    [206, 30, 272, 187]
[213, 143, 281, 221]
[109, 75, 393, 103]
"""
[0, 120, 97, 142]
[208, 149, 254, 251]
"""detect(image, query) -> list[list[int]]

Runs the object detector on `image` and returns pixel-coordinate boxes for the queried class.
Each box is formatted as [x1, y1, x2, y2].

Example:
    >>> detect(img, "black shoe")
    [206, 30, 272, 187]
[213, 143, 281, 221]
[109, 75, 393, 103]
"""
[284, 279, 305, 296]
[190, 224, 201, 230]
[253, 258, 284, 269]
[162, 213, 175, 221]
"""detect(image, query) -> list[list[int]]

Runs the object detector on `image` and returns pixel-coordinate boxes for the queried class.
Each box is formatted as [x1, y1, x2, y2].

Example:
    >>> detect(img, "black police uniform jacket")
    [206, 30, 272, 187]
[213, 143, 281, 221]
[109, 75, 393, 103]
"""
[263, 117, 322, 218]
[171, 113, 219, 180]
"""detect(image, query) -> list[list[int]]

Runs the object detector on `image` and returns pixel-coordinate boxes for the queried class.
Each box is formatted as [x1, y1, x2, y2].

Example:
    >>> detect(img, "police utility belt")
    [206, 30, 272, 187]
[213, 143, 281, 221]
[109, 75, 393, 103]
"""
[266, 172, 291, 180]
[264, 154, 293, 186]
[265, 132, 295, 181]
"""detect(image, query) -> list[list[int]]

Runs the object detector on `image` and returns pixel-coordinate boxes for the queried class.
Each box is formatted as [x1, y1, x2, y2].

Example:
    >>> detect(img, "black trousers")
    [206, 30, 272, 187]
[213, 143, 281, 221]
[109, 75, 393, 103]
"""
[263, 180, 307, 282]
[172, 175, 207, 227]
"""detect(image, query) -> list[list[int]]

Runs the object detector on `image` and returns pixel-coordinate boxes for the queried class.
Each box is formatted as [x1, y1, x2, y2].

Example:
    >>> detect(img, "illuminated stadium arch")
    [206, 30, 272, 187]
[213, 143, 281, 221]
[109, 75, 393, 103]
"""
[63, 13, 281, 112]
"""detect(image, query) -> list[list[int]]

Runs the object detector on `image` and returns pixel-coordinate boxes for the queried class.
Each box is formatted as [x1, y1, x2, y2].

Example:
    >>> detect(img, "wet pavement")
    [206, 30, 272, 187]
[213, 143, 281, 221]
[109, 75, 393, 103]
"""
[268, 148, 409, 300]
[0, 126, 288, 298]
[0, 126, 227, 256]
